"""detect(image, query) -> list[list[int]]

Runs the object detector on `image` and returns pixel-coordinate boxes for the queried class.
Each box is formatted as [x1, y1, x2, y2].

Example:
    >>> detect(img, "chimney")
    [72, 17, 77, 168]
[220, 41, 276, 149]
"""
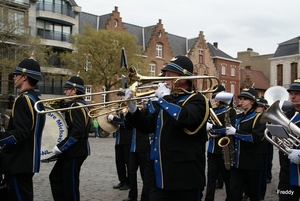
[114, 6, 118, 12]
[213, 42, 218, 49]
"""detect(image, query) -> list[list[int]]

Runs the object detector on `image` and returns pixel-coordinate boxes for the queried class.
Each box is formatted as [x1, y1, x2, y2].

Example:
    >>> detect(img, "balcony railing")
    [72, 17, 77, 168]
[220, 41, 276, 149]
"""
[37, 28, 70, 43]
[4, 0, 30, 5]
[36, 2, 75, 18]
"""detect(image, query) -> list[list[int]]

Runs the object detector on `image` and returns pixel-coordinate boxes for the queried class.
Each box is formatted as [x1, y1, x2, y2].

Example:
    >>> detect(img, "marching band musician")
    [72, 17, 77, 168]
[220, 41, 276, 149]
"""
[225, 87, 266, 201]
[255, 98, 271, 200]
[277, 80, 300, 201]
[49, 75, 90, 201]
[0, 58, 46, 200]
[108, 91, 132, 191]
[205, 85, 236, 201]
[122, 102, 150, 201]
[125, 55, 209, 201]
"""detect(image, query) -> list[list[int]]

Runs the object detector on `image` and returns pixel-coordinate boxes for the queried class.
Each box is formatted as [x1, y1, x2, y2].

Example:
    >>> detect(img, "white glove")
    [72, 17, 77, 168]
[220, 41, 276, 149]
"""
[108, 114, 114, 121]
[286, 148, 300, 164]
[155, 83, 170, 98]
[206, 122, 213, 131]
[125, 89, 137, 113]
[52, 145, 62, 155]
[226, 126, 236, 135]
[150, 93, 158, 102]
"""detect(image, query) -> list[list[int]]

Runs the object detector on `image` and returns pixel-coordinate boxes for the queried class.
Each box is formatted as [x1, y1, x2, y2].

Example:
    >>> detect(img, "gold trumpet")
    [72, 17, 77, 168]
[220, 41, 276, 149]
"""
[34, 67, 219, 114]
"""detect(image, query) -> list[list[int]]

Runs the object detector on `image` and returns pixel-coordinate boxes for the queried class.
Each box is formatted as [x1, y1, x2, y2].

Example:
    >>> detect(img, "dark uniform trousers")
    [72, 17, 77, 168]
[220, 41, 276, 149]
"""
[115, 144, 131, 185]
[50, 155, 87, 201]
[205, 153, 230, 201]
[128, 129, 149, 200]
[114, 113, 133, 186]
[5, 173, 34, 201]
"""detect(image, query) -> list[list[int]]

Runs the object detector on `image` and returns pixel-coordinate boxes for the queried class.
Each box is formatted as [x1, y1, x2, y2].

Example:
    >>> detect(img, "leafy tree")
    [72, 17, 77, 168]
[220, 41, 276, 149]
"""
[60, 26, 146, 101]
[0, 2, 48, 74]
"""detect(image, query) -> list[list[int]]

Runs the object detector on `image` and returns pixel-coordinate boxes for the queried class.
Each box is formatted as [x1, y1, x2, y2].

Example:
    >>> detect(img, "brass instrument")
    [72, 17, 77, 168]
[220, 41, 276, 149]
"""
[215, 91, 235, 170]
[34, 66, 220, 114]
[260, 100, 300, 155]
[217, 106, 235, 170]
[207, 108, 223, 138]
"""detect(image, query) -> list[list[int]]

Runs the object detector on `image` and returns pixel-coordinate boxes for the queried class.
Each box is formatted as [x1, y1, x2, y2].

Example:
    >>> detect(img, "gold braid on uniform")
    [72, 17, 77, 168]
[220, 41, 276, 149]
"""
[252, 113, 265, 141]
[12, 93, 35, 130]
[183, 93, 210, 135]
[69, 102, 89, 126]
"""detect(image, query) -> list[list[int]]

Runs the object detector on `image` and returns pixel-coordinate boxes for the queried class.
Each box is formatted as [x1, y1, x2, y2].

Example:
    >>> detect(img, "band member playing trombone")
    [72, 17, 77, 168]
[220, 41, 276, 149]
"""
[225, 87, 266, 201]
[277, 80, 300, 201]
[0, 58, 46, 200]
[109, 91, 132, 191]
[49, 75, 90, 201]
[125, 55, 209, 201]
[205, 85, 235, 201]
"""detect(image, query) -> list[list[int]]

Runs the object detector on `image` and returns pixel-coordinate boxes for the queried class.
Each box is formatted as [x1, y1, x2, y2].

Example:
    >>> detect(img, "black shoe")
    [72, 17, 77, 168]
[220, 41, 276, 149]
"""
[119, 184, 130, 190]
[113, 182, 123, 189]
[123, 198, 137, 201]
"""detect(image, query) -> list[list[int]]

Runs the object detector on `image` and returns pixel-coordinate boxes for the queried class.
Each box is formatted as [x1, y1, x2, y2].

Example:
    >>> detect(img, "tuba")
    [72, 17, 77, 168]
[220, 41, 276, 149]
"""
[260, 100, 300, 155]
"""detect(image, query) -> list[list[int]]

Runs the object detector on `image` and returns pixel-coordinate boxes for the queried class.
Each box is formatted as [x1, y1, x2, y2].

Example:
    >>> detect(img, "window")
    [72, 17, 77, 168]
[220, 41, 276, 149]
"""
[85, 86, 92, 101]
[230, 82, 235, 94]
[8, 10, 25, 34]
[156, 44, 162, 58]
[149, 63, 156, 76]
[84, 54, 92, 71]
[136, 62, 141, 73]
[291, 62, 298, 83]
[199, 49, 203, 64]
[277, 64, 283, 86]
[221, 65, 226, 75]
[231, 67, 235, 76]
[36, 19, 72, 42]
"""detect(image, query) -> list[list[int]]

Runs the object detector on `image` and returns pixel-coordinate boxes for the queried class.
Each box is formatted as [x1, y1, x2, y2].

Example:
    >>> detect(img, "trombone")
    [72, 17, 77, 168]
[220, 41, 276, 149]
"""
[34, 66, 220, 114]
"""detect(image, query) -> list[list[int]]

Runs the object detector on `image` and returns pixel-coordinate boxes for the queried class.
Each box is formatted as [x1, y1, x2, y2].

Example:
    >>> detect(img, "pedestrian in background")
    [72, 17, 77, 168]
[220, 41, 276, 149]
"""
[93, 118, 99, 138]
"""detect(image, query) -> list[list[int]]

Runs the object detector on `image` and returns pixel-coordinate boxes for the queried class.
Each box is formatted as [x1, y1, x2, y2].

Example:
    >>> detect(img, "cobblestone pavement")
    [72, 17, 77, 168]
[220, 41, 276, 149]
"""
[33, 134, 280, 201]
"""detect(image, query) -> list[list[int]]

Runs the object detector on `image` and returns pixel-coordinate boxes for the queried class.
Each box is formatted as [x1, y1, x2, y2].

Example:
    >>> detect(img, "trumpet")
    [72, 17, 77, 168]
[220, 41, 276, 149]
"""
[34, 66, 219, 114]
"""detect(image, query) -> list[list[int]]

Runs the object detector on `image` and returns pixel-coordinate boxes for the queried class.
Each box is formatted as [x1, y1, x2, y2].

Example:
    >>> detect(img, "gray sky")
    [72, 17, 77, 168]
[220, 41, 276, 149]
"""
[75, 0, 300, 58]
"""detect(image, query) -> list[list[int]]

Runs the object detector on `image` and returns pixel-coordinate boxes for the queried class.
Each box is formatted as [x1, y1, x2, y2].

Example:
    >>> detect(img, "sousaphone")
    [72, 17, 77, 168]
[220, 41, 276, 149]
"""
[264, 86, 289, 108]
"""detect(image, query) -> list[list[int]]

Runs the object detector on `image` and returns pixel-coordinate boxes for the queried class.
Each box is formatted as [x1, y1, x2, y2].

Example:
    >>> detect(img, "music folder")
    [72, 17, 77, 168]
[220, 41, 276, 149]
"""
[266, 124, 289, 138]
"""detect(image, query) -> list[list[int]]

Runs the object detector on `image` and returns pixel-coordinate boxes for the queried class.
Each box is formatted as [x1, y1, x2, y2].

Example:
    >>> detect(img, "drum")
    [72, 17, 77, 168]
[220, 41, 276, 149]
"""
[41, 106, 67, 160]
